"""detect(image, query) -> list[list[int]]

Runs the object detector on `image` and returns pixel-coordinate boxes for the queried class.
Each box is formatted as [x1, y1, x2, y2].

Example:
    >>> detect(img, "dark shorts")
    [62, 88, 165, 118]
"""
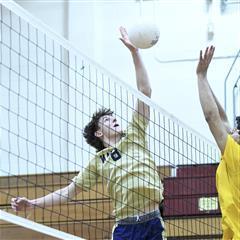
[112, 217, 164, 240]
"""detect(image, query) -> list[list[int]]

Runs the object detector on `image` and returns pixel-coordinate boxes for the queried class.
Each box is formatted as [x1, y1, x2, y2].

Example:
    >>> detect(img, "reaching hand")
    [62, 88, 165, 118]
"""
[11, 197, 33, 211]
[119, 26, 138, 53]
[196, 46, 215, 78]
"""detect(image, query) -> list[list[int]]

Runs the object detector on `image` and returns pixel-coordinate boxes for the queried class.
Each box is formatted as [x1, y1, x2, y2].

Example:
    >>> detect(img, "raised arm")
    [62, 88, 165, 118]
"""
[210, 88, 231, 133]
[196, 46, 227, 154]
[198, 46, 231, 133]
[119, 26, 151, 121]
[11, 182, 83, 211]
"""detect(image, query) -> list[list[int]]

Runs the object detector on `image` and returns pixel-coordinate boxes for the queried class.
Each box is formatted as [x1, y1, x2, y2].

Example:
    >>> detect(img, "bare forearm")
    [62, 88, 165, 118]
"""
[131, 50, 151, 97]
[30, 190, 68, 208]
[196, 47, 228, 153]
[210, 88, 231, 131]
[198, 75, 219, 120]
[30, 183, 78, 208]
[202, 76, 231, 131]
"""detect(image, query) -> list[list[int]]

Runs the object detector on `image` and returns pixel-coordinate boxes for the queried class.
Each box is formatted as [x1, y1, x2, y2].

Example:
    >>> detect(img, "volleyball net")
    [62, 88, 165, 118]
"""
[0, 1, 222, 239]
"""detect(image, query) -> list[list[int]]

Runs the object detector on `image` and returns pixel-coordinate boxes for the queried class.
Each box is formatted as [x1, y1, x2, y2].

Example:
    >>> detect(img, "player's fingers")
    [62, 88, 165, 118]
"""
[199, 50, 203, 61]
[208, 46, 215, 59]
[12, 206, 17, 211]
[204, 47, 209, 59]
[210, 46, 215, 57]
[16, 197, 26, 203]
[119, 26, 127, 38]
[11, 202, 17, 208]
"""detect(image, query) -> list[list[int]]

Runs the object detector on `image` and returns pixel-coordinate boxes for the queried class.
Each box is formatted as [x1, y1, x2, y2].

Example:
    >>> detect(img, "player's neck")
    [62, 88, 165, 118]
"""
[103, 134, 122, 148]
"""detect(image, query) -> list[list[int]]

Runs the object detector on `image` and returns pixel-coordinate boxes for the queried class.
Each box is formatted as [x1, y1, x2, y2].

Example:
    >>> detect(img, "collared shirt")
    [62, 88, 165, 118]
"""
[216, 135, 240, 239]
[73, 113, 164, 221]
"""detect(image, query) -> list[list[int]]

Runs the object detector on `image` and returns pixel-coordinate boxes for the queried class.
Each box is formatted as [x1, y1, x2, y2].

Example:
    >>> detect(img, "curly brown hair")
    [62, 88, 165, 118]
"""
[83, 108, 113, 152]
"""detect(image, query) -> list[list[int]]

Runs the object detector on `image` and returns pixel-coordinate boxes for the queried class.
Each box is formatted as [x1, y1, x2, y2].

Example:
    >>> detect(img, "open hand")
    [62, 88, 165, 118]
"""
[196, 46, 215, 78]
[119, 26, 138, 53]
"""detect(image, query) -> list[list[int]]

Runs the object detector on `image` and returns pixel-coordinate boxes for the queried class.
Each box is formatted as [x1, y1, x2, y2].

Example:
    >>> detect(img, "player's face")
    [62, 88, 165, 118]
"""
[98, 115, 122, 138]
[231, 129, 240, 144]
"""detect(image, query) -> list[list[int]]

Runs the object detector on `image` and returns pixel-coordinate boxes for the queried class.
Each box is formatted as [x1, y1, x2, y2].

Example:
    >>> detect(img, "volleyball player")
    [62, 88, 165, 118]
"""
[11, 27, 165, 240]
[196, 46, 240, 239]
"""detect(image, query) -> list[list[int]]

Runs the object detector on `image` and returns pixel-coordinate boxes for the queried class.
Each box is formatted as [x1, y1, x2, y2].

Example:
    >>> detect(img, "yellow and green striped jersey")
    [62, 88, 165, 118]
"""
[73, 113, 164, 220]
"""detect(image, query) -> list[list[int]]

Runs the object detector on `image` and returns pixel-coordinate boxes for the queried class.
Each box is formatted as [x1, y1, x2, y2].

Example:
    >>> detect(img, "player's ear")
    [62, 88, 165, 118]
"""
[95, 130, 103, 138]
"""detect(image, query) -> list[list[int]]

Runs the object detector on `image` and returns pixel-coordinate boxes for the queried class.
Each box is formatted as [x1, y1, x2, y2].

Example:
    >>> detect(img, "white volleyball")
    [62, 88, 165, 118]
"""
[128, 23, 160, 49]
